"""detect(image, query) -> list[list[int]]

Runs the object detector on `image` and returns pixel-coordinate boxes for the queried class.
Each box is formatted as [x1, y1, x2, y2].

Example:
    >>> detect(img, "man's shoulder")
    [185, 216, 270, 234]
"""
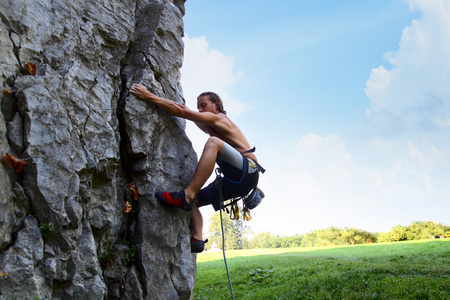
[215, 113, 235, 127]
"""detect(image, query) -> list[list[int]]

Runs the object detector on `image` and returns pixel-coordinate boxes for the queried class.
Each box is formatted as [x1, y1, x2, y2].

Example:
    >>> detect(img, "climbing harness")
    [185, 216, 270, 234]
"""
[213, 156, 266, 216]
[244, 147, 266, 173]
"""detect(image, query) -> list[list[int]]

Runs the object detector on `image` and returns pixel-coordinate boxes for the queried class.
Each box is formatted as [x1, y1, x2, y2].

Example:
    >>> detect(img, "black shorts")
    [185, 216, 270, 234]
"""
[197, 142, 259, 210]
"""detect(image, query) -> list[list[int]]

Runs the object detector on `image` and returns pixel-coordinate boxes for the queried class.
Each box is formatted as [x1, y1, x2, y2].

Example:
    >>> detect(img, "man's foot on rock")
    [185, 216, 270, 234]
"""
[155, 191, 195, 211]
[191, 237, 208, 253]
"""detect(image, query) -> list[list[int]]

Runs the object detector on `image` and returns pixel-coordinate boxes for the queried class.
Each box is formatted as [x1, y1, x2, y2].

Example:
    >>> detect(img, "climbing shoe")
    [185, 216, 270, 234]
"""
[191, 238, 208, 253]
[155, 191, 195, 211]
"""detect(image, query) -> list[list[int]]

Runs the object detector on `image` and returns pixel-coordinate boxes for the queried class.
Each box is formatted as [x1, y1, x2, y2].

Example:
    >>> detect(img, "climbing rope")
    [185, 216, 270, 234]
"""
[220, 204, 235, 300]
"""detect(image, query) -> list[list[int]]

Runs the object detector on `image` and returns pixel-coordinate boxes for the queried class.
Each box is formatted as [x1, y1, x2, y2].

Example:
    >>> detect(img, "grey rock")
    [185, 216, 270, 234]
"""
[0, 0, 197, 299]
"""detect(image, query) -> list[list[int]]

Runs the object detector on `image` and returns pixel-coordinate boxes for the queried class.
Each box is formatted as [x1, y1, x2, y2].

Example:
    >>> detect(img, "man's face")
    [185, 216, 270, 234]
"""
[197, 96, 217, 113]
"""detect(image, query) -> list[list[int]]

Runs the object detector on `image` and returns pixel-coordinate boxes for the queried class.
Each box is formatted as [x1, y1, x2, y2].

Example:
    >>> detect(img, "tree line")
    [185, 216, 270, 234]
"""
[206, 212, 449, 250]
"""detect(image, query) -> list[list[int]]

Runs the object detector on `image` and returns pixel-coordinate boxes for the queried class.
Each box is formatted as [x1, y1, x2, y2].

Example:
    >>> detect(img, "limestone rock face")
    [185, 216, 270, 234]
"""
[0, 0, 197, 299]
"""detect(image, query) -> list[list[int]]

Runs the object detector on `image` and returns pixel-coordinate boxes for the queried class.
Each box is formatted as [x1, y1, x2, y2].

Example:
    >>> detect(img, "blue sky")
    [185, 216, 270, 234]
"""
[180, 0, 450, 236]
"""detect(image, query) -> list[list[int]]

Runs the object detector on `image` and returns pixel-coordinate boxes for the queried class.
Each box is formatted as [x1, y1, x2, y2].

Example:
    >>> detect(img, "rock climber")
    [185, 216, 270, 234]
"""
[130, 84, 264, 253]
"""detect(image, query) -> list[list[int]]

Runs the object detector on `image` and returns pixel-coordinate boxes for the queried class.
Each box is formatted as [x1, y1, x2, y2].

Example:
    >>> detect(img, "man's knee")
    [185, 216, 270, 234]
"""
[205, 136, 223, 152]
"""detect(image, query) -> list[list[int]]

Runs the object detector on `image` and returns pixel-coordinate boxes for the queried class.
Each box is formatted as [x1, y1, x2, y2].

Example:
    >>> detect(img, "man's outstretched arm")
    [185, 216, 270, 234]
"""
[130, 84, 186, 117]
[130, 84, 221, 126]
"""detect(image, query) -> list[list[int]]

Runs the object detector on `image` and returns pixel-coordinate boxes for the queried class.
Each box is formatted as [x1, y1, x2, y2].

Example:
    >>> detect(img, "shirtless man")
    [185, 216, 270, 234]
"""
[130, 84, 262, 252]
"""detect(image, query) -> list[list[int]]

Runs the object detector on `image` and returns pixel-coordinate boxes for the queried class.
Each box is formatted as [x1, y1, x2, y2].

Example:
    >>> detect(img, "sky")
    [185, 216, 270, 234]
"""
[179, 0, 450, 236]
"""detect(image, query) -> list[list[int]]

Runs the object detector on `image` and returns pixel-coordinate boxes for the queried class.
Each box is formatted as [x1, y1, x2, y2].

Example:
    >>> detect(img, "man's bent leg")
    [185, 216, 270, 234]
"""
[185, 137, 224, 203]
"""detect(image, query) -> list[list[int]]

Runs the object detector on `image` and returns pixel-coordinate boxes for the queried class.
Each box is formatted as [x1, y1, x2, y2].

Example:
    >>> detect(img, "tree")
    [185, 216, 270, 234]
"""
[405, 221, 446, 240]
[298, 227, 377, 247]
[279, 235, 303, 248]
[247, 232, 278, 249]
[342, 228, 377, 244]
[377, 221, 448, 242]
[207, 209, 250, 250]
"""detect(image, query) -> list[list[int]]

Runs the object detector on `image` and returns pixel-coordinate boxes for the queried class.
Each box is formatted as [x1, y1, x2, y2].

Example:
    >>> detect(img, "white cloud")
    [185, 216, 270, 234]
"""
[250, 133, 371, 235]
[294, 134, 355, 183]
[364, 66, 392, 111]
[353, 0, 450, 233]
[361, 0, 450, 198]
[365, 0, 450, 132]
[180, 35, 249, 118]
[271, 18, 450, 230]
[252, 129, 449, 236]
[182, 36, 238, 91]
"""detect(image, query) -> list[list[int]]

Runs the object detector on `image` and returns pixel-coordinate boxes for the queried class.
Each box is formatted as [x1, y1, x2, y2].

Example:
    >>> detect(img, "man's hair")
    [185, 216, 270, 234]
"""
[198, 92, 227, 115]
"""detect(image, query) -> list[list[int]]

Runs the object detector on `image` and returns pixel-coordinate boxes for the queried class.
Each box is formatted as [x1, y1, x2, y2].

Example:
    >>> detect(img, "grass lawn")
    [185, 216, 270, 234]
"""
[193, 239, 450, 299]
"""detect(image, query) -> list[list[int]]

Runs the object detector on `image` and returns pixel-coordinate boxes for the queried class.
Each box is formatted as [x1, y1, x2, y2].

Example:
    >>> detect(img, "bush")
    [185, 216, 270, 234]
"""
[246, 227, 376, 249]
[377, 221, 448, 242]
[219, 220, 447, 249]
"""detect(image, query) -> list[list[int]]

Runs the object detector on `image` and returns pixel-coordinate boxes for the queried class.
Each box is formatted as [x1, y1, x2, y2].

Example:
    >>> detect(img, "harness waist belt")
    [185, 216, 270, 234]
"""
[244, 147, 266, 173]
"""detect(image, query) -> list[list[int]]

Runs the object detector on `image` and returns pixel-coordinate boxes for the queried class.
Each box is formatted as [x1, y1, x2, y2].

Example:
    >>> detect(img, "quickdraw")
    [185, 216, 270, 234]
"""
[243, 207, 252, 221]
[225, 196, 253, 221]
[229, 201, 239, 220]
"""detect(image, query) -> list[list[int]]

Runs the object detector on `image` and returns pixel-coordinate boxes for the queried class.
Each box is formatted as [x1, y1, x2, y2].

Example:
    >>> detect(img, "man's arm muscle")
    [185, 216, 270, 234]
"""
[130, 84, 221, 125]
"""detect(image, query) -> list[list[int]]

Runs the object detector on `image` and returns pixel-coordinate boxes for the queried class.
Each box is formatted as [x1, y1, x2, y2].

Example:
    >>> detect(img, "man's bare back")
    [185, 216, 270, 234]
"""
[196, 113, 258, 162]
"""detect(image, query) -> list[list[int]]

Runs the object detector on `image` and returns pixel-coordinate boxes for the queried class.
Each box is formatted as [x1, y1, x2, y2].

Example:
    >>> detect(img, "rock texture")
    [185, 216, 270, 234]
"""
[0, 0, 198, 299]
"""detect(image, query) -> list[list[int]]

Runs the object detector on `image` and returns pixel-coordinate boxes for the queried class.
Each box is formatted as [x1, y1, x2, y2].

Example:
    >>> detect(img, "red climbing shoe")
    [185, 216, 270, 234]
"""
[155, 191, 195, 211]
[191, 237, 208, 253]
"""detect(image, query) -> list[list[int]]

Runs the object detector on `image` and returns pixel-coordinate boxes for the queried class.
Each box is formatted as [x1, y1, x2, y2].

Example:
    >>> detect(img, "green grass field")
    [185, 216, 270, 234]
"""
[194, 239, 450, 299]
